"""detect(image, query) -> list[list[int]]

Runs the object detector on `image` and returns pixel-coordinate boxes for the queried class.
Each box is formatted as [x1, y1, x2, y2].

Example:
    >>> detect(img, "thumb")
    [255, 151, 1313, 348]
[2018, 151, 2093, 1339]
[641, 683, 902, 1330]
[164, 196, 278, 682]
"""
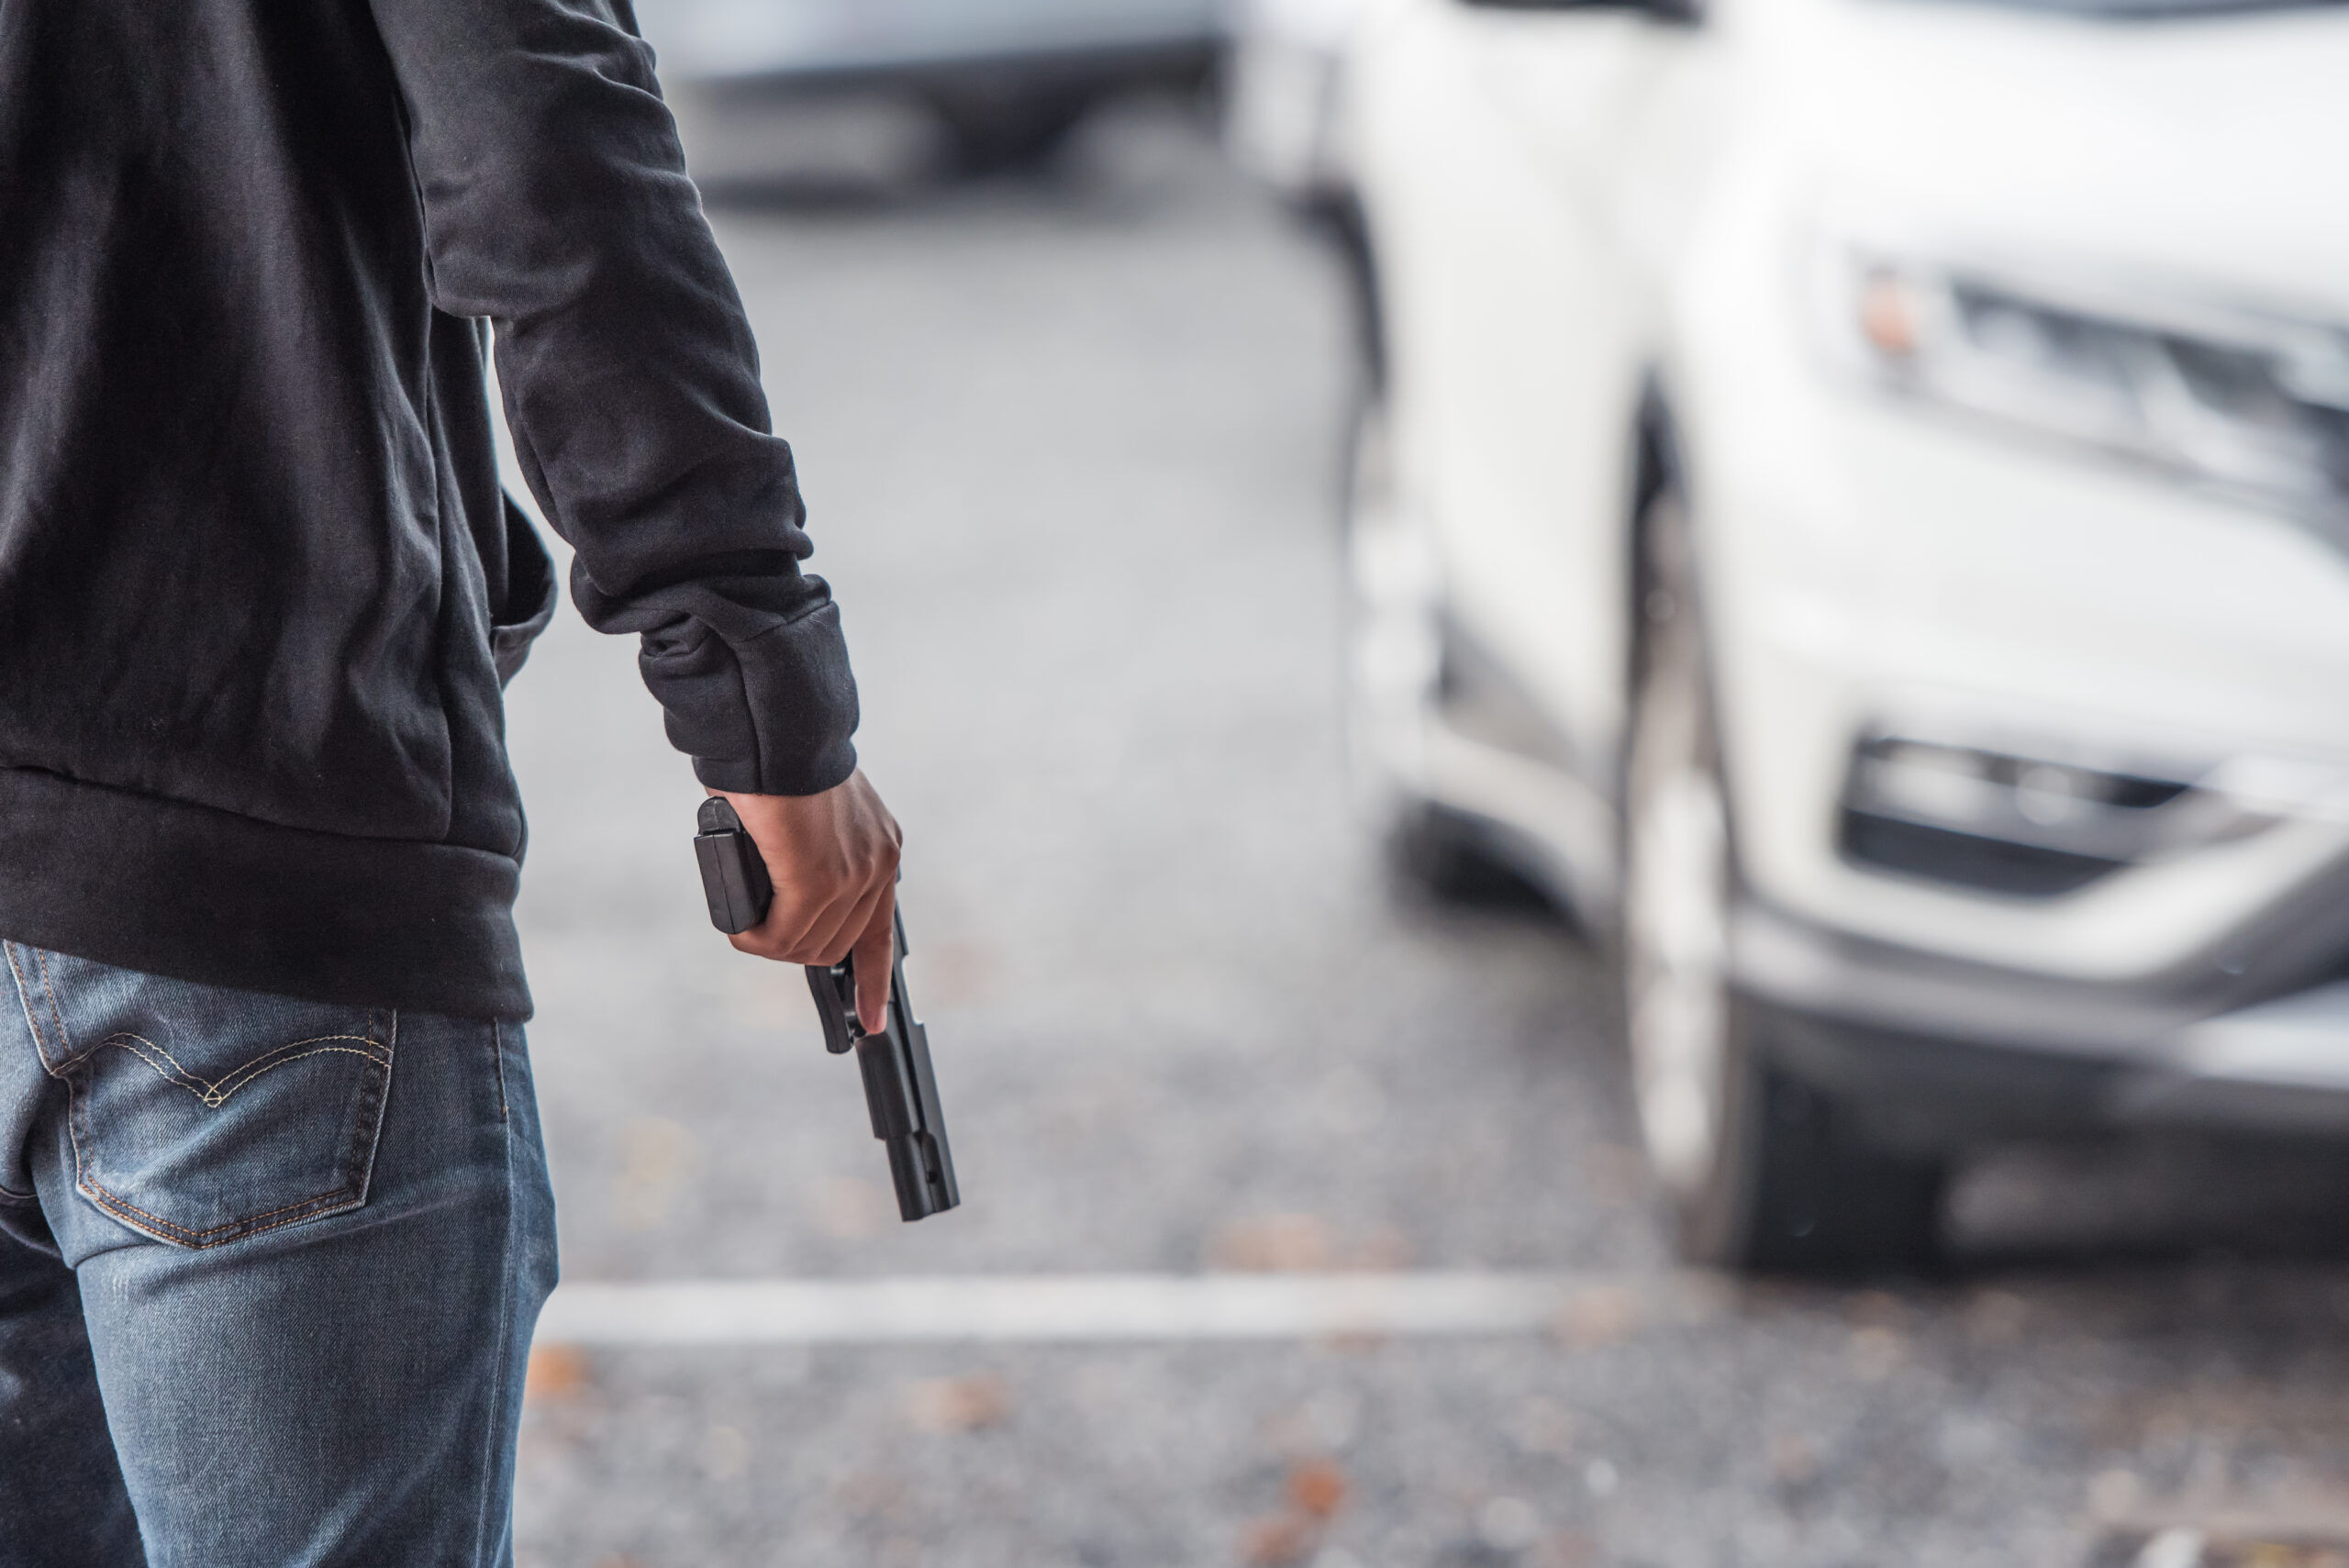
[852, 890, 896, 1038]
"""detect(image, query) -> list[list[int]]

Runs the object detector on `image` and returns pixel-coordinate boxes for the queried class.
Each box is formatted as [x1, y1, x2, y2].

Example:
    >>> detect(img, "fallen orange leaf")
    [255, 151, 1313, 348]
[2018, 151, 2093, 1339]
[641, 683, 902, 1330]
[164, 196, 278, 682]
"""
[1288, 1458, 1350, 1520]
[523, 1344, 589, 1403]
[905, 1373, 1013, 1434]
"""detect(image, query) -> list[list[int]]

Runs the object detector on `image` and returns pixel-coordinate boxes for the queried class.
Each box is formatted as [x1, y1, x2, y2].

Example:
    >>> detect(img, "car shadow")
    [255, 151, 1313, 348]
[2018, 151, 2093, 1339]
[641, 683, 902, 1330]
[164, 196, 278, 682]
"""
[1945, 1128, 2349, 1273]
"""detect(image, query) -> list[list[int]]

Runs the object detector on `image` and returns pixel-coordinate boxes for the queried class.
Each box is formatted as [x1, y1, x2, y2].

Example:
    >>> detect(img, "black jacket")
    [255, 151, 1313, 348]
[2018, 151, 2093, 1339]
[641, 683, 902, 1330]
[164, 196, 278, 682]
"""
[0, 0, 857, 1019]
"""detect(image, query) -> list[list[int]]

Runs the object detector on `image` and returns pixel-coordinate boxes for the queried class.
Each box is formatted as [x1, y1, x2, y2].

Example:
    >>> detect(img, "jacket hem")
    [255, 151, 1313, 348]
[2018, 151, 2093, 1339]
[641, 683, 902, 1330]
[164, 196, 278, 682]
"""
[0, 766, 531, 1021]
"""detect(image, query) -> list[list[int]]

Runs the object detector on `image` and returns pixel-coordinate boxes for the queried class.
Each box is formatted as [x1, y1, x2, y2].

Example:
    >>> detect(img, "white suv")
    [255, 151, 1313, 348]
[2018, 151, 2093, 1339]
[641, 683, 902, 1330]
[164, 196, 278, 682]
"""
[1328, 0, 2349, 1266]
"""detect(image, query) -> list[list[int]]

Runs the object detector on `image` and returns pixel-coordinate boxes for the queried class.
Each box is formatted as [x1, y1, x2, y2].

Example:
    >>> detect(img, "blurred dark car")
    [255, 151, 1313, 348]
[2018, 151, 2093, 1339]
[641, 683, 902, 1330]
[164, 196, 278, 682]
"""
[636, 0, 1227, 172]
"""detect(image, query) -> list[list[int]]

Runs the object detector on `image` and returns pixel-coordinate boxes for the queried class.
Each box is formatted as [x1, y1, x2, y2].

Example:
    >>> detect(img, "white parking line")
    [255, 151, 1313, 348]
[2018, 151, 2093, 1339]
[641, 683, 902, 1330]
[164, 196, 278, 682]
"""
[534, 1271, 1657, 1347]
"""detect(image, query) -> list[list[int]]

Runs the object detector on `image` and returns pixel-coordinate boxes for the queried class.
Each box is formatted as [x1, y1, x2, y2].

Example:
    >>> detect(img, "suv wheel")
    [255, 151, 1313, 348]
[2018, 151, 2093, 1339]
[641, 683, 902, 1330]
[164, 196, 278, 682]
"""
[928, 89, 1093, 177]
[1623, 490, 1945, 1272]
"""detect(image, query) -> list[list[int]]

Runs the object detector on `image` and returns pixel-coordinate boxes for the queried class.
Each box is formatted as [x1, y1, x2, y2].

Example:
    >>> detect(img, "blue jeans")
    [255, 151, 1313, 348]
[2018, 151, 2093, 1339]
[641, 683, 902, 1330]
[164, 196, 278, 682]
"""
[0, 942, 558, 1567]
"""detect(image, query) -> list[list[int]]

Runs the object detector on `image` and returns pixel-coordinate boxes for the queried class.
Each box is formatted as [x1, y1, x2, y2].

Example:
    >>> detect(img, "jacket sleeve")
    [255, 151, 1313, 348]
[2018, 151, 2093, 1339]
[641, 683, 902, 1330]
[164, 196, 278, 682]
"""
[365, 0, 858, 795]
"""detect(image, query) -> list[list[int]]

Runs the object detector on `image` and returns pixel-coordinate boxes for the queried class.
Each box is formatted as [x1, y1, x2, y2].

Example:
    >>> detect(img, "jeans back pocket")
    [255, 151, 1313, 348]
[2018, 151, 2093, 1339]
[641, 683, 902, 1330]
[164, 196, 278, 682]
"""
[6, 944, 395, 1249]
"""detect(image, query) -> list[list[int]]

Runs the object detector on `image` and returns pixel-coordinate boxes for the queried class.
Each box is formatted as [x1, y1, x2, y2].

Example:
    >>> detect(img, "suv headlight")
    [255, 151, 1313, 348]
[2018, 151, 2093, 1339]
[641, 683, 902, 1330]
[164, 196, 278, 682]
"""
[1824, 245, 2349, 530]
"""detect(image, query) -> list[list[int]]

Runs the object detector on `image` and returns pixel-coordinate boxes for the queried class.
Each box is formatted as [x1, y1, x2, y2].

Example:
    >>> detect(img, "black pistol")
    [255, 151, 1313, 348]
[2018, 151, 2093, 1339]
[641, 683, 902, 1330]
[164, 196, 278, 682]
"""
[693, 797, 961, 1222]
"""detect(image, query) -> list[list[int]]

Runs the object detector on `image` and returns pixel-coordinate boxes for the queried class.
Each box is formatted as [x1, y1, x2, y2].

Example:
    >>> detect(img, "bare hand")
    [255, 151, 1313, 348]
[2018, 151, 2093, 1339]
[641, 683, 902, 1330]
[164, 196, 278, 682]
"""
[708, 769, 902, 1033]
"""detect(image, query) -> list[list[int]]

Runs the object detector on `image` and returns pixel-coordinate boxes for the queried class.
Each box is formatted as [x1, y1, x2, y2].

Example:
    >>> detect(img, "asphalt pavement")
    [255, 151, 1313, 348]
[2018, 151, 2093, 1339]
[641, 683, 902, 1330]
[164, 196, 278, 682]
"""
[503, 99, 2349, 1568]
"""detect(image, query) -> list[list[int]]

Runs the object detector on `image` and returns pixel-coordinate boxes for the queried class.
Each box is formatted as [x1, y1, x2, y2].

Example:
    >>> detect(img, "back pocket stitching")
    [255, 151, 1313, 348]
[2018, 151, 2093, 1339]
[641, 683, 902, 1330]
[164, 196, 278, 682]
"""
[66, 1009, 396, 1250]
[104, 1033, 390, 1109]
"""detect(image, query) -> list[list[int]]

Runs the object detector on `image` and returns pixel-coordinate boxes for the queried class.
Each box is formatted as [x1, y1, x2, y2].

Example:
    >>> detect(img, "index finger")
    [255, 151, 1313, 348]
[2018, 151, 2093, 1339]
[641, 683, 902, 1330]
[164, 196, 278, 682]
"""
[852, 885, 897, 1037]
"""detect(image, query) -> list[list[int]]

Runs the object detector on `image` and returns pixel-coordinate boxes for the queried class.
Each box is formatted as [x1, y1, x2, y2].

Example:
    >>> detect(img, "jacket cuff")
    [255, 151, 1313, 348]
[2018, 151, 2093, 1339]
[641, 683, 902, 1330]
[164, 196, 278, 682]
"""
[642, 604, 861, 796]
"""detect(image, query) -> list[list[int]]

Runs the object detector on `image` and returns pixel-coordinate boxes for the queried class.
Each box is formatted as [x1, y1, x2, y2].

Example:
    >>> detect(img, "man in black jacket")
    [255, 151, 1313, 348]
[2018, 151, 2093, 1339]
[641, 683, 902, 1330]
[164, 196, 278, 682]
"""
[0, 0, 899, 1562]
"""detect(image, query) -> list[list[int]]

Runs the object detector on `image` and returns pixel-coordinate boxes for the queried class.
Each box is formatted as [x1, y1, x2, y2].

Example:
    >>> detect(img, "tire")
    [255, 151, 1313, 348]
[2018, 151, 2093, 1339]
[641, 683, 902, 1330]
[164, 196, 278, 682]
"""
[1621, 489, 1945, 1272]
[1339, 393, 1531, 905]
[927, 89, 1094, 177]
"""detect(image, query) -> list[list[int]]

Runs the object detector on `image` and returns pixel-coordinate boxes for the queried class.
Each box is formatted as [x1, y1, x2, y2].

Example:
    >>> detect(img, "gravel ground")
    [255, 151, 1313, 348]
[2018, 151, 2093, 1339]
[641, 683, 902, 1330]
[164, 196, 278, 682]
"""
[504, 99, 2349, 1568]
